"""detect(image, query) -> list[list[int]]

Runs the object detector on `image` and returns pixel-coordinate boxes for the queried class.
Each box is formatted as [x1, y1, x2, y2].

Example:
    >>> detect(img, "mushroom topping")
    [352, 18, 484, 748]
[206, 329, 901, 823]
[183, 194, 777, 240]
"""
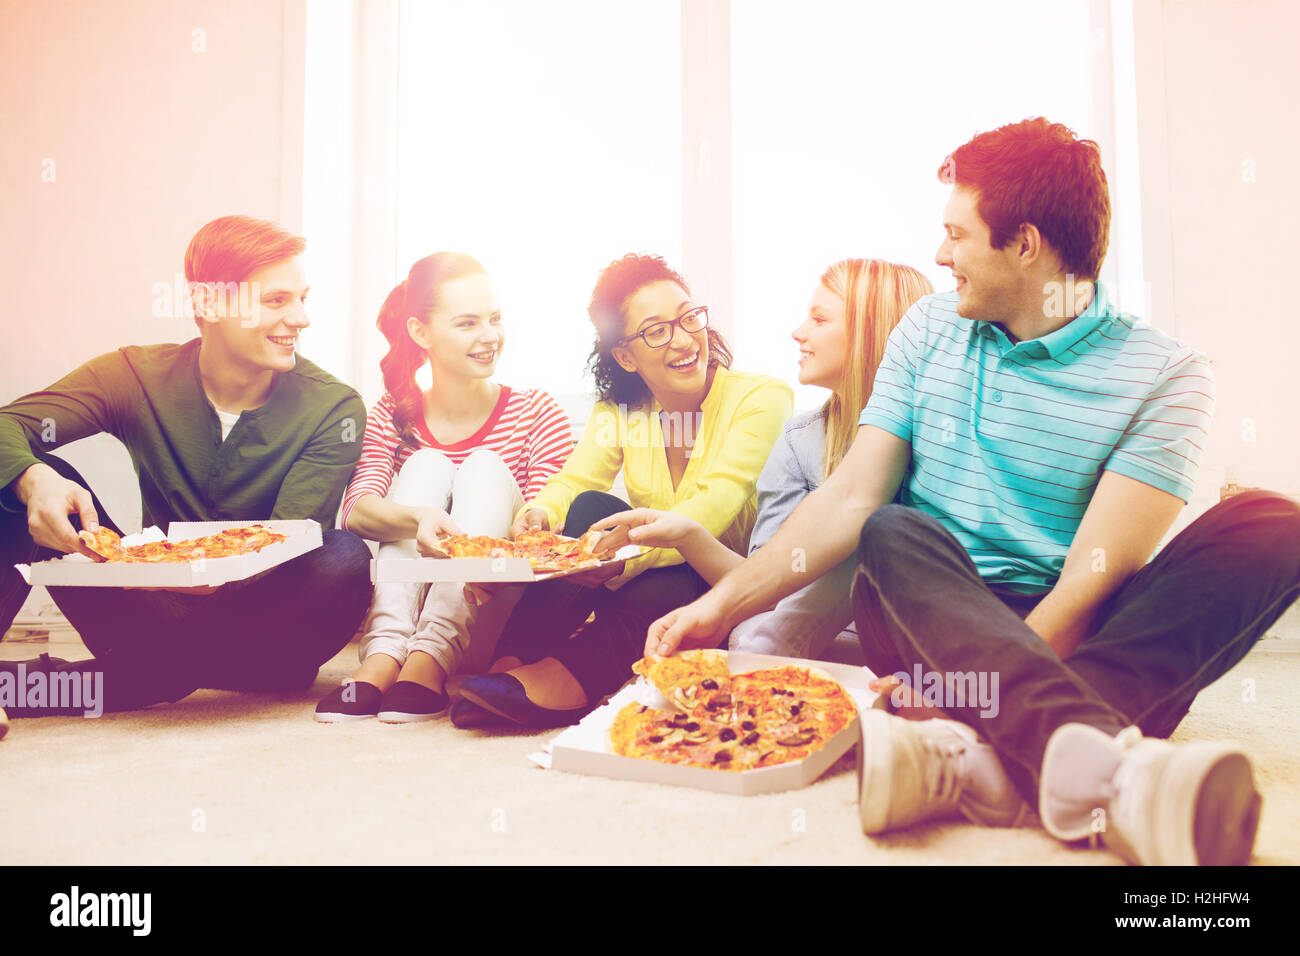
[741, 731, 760, 746]
[777, 729, 818, 747]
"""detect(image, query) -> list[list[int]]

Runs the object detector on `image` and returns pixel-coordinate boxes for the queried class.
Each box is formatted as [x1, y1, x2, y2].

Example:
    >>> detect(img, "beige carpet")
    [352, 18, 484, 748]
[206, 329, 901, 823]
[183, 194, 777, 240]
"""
[2, 635, 1297, 866]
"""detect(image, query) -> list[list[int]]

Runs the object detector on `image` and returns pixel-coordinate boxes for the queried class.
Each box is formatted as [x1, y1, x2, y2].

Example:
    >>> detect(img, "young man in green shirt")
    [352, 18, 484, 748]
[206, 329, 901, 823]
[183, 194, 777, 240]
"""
[0, 215, 372, 717]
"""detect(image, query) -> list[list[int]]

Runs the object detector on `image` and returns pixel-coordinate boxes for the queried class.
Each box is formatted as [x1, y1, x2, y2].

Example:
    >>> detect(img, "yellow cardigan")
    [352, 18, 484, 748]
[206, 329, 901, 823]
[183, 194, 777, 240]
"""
[525, 367, 793, 586]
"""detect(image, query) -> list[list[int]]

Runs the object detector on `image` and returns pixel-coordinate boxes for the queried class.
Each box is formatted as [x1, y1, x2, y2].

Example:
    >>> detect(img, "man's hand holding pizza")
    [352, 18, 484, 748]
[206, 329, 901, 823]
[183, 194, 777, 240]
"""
[15, 462, 102, 558]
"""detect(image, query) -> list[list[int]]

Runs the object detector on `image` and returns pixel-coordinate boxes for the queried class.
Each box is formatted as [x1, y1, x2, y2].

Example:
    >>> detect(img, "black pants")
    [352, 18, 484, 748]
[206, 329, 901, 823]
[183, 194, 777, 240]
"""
[1, 452, 374, 714]
[851, 492, 1300, 805]
[493, 491, 711, 701]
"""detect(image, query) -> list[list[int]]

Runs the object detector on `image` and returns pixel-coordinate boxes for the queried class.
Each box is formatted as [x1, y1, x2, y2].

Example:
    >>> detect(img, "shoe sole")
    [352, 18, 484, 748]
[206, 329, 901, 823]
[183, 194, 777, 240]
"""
[458, 685, 525, 725]
[857, 710, 897, 834]
[1162, 746, 1260, 866]
[376, 710, 443, 724]
[313, 711, 377, 724]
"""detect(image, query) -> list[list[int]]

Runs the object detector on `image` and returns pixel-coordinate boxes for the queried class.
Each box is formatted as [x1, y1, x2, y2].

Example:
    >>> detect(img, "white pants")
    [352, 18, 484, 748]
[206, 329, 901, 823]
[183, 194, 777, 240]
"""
[728, 554, 858, 661]
[358, 448, 525, 674]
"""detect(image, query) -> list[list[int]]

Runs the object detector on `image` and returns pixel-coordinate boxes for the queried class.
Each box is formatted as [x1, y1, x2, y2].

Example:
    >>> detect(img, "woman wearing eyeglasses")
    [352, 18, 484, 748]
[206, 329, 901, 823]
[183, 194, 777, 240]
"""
[452, 253, 792, 727]
[585, 258, 933, 661]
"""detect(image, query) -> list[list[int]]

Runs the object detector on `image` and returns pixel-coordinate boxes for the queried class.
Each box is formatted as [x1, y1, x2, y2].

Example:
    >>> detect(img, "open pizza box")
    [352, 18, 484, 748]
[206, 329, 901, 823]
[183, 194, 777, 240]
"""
[372, 544, 641, 584]
[546, 651, 876, 796]
[21, 519, 323, 588]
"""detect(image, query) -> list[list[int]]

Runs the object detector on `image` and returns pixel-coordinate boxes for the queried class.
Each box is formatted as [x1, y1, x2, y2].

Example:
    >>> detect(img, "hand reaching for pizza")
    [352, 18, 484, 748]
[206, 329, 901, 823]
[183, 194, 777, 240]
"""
[587, 508, 703, 551]
[414, 507, 463, 557]
[15, 463, 102, 556]
[509, 508, 549, 540]
[645, 590, 733, 657]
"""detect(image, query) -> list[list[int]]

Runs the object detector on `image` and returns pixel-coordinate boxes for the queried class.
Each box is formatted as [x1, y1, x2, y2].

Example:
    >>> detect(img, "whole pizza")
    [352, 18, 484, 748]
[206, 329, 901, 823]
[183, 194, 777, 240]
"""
[609, 649, 858, 772]
[78, 525, 288, 563]
[426, 528, 616, 576]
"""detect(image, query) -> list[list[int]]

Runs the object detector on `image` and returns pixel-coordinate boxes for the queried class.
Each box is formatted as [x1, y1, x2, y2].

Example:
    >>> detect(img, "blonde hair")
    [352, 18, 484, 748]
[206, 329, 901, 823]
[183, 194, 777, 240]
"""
[819, 259, 933, 478]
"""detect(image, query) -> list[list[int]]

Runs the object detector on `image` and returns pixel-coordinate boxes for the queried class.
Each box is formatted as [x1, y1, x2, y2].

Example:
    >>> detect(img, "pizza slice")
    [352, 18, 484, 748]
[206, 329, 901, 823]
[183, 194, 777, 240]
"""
[77, 526, 126, 562]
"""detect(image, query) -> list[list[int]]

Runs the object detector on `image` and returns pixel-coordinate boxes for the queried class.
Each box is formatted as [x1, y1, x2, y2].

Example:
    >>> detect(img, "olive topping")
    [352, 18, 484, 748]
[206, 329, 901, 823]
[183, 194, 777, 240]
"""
[701, 678, 718, 690]
[741, 720, 756, 731]
[647, 735, 663, 743]
[719, 728, 737, 741]
[790, 702, 803, 715]
[684, 721, 700, 732]
[747, 706, 756, 717]
[742, 731, 760, 746]
[713, 750, 732, 763]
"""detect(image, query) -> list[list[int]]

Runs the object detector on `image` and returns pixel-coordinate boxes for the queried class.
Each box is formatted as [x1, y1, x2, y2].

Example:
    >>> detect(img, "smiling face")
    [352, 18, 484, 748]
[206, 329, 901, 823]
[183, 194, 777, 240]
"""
[196, 255, 310, 373]
[936, 185, 1023, 323]
[408, 271, 504, 382]
[792, 281, 849, 390]
[611, 280, 710, 407]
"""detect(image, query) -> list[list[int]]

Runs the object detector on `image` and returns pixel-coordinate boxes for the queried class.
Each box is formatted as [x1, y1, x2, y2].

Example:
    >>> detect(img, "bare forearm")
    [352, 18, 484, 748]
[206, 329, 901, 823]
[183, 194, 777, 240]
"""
[344, 495, 420, 542]
[677, 524, 745, 586]
[1025, 565, 1136, 658]
[710, 486, 868, 628]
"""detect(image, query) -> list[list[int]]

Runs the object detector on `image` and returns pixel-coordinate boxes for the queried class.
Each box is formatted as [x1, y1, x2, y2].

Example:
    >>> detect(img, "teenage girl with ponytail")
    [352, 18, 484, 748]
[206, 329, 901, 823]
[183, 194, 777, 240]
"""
[314, 253, 573, 722]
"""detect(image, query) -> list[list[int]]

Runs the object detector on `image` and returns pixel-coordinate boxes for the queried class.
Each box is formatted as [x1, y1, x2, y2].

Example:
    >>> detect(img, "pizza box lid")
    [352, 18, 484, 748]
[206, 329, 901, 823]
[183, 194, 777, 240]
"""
[372, 544, 641, 583]
[547, 651, 876, 796]
[22, 519, 323, 588]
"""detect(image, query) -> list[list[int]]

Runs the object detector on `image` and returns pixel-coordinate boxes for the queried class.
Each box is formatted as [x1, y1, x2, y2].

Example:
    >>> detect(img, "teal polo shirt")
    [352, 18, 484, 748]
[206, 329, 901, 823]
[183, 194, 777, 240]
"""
[859, 285, 1214, 592]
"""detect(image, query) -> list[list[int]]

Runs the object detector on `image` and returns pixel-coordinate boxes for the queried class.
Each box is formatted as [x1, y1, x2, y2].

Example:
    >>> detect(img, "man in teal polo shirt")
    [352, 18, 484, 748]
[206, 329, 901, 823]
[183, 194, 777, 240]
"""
[0, 215, 372, 718]
[647, 118, 1300, 866]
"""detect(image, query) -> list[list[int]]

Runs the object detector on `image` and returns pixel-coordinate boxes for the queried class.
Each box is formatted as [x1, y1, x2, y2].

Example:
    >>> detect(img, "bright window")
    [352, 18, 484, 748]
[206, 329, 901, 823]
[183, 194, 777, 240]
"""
[395, 0, 682, 402]
[731, 0, 1094, 410]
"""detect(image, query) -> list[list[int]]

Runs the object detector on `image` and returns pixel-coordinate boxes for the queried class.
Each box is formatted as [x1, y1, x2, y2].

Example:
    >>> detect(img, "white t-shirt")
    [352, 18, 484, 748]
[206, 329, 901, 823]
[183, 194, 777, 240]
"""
[215, 408, 240, 441]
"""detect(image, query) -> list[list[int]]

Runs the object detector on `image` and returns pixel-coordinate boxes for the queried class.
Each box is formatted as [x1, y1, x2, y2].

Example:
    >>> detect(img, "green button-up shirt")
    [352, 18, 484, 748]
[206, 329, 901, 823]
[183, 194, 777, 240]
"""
[0, 339, 365, 529]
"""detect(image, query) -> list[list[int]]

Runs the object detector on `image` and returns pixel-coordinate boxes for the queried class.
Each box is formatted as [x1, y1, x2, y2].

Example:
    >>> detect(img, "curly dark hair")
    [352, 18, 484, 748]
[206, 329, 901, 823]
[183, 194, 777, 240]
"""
[585, 253, 733, 406]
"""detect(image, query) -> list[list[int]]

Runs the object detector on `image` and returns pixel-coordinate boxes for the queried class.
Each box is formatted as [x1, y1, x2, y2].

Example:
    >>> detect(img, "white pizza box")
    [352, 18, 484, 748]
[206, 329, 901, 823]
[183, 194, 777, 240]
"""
[548, 651, 876, 796]
[372, 544, 641, 584]
[22, 519, 323, 589]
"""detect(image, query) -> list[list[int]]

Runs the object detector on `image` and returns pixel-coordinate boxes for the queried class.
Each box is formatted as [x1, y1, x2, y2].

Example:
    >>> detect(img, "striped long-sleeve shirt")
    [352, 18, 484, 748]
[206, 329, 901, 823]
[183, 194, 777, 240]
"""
[859, 285, 1214, 593]
[340, 386, 573, 529]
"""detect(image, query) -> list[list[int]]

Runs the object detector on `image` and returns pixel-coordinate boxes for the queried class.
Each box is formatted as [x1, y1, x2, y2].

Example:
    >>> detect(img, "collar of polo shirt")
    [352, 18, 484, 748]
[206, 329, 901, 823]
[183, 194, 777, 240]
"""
[974, 281, 1116, 360]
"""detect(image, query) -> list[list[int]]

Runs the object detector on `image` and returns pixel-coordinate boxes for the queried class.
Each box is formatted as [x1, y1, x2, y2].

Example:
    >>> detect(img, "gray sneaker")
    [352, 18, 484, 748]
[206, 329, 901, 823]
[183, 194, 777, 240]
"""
[1039, 723, 1262, 866]
[857, 709, 1033, 834]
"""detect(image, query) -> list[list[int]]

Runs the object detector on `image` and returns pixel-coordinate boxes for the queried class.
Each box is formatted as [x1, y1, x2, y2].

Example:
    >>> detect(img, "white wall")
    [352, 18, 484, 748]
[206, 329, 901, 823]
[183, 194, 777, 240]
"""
[0, 0, 303, 403]
[0, 0, 304, 618]
[1135, 0, 1300, 507]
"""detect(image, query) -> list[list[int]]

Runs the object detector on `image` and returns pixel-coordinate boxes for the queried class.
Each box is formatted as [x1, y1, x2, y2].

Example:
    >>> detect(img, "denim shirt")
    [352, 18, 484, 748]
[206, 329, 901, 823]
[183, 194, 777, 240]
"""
[748, 409, 827, 554]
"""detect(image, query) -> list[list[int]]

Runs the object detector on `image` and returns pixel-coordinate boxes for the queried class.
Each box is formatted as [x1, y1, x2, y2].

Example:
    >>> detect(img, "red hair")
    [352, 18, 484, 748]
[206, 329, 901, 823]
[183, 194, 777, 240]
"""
[184, 215, 306, 329]
[378, 252, 487, 445]
[939, 117, 1110, 280]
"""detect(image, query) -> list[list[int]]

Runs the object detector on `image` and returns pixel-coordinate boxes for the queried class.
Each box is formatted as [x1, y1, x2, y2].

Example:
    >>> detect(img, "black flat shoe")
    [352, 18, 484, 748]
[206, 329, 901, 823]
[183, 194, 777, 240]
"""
[457, 673, 590, 729]
[314, 681, 383, 723]
[377, 681, 448, 723]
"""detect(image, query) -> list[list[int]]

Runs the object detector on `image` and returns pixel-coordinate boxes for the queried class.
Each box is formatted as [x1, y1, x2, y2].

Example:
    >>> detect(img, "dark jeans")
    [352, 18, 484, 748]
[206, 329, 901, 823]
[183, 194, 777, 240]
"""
[493, 491, 711, 701]
[1, 453, 374, 714]
[851, 492, 1300, 805]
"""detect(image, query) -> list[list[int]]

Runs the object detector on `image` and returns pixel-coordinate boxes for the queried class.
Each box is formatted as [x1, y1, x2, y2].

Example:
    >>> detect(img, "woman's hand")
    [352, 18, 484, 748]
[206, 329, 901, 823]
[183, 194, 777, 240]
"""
[509, 508, 549, 540]
[414, 507, 462, 556]
[588, 508, 703, 552]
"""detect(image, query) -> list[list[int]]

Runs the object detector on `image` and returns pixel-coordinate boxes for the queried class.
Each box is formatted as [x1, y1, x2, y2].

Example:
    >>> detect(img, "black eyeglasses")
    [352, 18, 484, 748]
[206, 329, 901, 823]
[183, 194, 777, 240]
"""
[618, 305, 709, 349]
